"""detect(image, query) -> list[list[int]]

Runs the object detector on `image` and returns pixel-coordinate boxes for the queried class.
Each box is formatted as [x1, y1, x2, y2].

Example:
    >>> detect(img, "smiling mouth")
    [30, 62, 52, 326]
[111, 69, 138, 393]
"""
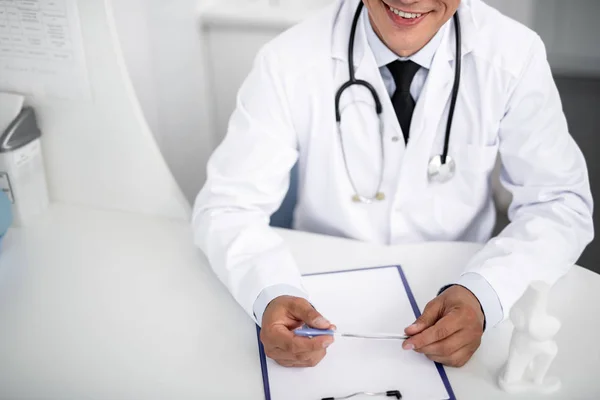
[380, 0, 430, 19]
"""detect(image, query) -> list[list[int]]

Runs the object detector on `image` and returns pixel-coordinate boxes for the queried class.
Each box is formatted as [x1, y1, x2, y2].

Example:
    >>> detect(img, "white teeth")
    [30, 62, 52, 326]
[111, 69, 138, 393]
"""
[388, 5, 422, 19]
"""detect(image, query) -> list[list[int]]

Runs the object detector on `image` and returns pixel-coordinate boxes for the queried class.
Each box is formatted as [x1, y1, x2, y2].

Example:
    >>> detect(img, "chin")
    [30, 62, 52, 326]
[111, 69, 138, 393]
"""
[385, 33, 419, 55]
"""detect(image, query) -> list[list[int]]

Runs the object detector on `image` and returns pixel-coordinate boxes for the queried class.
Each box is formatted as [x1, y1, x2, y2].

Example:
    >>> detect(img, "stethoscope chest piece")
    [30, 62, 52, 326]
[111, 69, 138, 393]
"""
[338, 2, 462, 200]
[428, 155, 456, 184]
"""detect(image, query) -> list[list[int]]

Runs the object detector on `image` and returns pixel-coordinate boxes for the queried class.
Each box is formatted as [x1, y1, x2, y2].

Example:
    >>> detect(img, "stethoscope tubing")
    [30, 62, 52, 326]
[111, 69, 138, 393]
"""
[335, 2, 462, 202]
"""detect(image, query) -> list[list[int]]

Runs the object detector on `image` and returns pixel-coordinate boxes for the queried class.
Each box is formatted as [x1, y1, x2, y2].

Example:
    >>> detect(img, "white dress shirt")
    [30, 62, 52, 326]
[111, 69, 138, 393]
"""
[253, 11, 503, 327]
[364, 8, 444, 99]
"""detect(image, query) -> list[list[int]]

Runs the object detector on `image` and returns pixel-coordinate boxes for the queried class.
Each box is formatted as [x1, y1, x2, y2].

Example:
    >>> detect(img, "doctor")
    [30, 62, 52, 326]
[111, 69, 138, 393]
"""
[193, 0, 593, 368]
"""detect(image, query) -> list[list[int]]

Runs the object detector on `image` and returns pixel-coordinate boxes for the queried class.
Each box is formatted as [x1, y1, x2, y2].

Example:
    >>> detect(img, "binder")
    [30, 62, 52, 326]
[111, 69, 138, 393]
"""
[256, 265, 457, 400]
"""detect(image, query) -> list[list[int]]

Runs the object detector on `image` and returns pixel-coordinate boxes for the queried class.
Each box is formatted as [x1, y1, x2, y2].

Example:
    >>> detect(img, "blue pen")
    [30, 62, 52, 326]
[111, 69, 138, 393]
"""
[294, 327, 409, 340]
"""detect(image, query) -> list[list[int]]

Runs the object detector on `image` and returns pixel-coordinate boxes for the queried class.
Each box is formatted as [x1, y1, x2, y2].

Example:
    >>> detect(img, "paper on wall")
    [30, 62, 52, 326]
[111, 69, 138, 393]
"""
[0, 0, 91, 100]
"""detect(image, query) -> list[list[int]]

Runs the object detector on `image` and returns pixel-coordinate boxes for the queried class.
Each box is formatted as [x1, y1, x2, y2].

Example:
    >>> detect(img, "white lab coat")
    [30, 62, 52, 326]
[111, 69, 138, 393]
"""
[193, 0, 594, 327]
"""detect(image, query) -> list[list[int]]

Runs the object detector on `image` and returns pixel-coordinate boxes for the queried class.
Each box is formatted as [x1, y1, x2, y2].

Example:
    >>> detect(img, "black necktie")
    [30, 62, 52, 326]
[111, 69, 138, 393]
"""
[387, 60, 420, 144]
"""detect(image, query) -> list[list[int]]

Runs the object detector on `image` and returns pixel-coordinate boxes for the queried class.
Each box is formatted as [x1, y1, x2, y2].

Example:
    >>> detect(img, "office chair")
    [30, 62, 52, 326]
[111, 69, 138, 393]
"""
[270, 164, 299, 229]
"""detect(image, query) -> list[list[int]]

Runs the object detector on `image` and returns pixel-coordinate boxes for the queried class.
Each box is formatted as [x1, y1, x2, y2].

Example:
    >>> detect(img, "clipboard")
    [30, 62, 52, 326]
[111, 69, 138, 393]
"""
[256, 265, 457, 400]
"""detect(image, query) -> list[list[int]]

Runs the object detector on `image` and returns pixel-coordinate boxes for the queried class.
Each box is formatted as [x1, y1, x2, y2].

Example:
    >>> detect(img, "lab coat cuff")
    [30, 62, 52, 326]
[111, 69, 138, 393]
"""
[231, 241, 306, 324]
[449, 273, 504, 330]
[253, 284, 310, 327]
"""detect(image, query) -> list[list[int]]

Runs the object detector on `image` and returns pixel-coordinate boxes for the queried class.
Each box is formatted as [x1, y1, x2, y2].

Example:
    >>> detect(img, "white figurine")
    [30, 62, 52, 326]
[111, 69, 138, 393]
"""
[498, 281, 562, 394]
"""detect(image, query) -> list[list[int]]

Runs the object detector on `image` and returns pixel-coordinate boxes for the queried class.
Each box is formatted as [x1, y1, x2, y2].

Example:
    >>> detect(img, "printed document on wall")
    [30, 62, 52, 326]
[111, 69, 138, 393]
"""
[0, 0, 91, 100]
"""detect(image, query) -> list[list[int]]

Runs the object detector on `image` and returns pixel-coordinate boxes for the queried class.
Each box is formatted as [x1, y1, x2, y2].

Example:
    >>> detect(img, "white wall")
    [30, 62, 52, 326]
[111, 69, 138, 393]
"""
[533, 0, 600, 77]
[198, 0, 335, 148]
[111, 0, 214, 202]
[249, 0, 332, 8]
[110, 0, 598, 204]
[110, 0, 336, 201]
[485, 0, 600, 77]
[23, 0, 190, 220]
[483, 0, 536, 28]
[109, 0, 160, 147]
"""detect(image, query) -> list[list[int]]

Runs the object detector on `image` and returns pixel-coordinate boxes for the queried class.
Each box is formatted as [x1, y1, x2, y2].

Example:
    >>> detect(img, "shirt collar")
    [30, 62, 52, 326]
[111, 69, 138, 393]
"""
[363, 8, 447, 70]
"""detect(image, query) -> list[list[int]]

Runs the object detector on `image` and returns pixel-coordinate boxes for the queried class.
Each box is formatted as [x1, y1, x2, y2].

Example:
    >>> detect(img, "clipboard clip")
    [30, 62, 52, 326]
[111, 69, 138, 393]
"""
[321, 390, 402, 400]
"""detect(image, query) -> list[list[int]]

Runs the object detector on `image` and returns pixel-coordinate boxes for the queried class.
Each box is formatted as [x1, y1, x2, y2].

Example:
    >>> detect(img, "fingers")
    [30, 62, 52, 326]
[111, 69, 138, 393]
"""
[426, 342, 479, 368]
[262, 327, 331, 368]
[414, 329, 473, 357]
[410, 310, 483, 365]
[267, 324, 333, 352]
[288, 299, 332, 329]
[403, 312, 461, 350]
[263, 324, 292, 350]
[401, 294, 483, 368]
[260, 296, 335, 368]
[267, 347, 328, 367]
[404, 298, 444, 337]
[276, 354, 325, 368]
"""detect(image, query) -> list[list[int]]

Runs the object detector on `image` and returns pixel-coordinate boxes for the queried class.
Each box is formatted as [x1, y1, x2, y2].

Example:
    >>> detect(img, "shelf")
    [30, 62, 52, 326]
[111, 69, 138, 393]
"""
[197, 0, 325, 30]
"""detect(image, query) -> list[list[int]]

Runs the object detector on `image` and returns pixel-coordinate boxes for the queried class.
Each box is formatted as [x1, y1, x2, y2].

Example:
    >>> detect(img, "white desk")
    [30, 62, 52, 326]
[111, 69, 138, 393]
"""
[0, 204, 598, 399]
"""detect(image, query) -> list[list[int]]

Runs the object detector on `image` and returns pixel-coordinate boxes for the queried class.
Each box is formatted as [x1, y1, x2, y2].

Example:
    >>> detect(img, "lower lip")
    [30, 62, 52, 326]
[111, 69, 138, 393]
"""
[384, 5, 428, 26]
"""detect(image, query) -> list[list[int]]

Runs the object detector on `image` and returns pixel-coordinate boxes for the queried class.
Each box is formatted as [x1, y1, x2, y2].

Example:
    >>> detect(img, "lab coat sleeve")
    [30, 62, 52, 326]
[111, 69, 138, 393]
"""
[450, 272, 503, 331]
[192, 47, 309, 323]
[253, 284, 310, 326]
[460, 35, 594, 328]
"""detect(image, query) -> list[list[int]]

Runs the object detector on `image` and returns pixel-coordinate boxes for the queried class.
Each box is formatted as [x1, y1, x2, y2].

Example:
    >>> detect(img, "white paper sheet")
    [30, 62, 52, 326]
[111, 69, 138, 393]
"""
[0, 0, 90, 100]
[263, 266, 453, 400]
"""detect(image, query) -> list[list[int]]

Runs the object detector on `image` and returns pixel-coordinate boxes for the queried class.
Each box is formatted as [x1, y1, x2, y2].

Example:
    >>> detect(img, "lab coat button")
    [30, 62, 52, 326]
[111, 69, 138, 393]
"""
[392, 136, 400, 143]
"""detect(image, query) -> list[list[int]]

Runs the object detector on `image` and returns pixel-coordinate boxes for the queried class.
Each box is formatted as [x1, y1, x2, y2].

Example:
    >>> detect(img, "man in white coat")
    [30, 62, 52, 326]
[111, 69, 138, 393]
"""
[193, 0, 594, 368]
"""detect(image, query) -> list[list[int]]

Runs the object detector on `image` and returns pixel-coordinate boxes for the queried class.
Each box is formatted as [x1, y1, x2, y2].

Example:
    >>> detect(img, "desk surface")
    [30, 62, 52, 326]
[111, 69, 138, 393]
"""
[0, 204, 598, 400]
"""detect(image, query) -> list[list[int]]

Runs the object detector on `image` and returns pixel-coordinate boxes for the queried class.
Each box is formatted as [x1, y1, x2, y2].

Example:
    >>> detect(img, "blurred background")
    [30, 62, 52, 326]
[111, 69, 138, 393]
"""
[111, 0, 599, 271]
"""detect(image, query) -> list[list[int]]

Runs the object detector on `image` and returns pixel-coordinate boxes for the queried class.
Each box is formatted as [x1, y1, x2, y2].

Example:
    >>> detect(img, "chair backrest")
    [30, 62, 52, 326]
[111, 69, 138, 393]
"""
[492, 154, 513, 216]
[270, 158, 512, 230]
[269, 164, 299, 229]
[0, 191, 12, 240]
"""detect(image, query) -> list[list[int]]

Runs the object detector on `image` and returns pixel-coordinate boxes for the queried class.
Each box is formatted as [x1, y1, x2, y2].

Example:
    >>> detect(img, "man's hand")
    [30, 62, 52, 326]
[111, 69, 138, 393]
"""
[402, 286, 485, 367]
[260, 296, 335, 368]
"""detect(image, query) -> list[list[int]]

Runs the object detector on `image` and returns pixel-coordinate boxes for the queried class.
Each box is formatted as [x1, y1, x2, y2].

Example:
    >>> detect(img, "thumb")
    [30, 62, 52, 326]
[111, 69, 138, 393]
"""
[289, 299, 332, 329]
[405, 299, 443, 335]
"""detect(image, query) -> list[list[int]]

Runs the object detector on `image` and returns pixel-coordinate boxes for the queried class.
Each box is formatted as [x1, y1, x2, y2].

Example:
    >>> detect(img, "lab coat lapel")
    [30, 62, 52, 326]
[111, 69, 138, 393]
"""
[331, 0, 404, 196]
[402, 30, 453, 193]
[330, 0, 479, 197]
[353, 23, 407, 189]
[331, 0, 357, 63]
[346, 3, 403, 145]
[400, 2, 478, 193]
[331, 0, 387, 111]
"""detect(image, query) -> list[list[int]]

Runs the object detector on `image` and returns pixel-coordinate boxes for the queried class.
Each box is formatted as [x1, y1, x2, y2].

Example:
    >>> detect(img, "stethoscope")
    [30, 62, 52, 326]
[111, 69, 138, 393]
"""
[335, 2, 462, 204]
